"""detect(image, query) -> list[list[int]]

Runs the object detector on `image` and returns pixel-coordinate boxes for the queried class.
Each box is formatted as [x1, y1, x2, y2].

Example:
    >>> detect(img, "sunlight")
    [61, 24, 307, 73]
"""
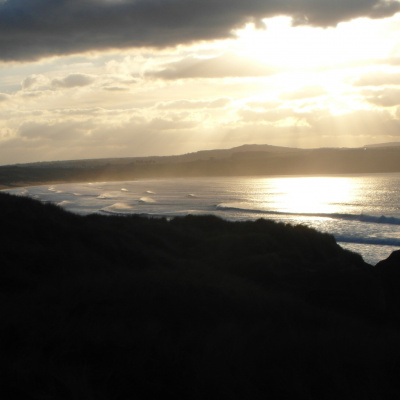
[235, 16, 394, 70]
[270, 177, 354, 215]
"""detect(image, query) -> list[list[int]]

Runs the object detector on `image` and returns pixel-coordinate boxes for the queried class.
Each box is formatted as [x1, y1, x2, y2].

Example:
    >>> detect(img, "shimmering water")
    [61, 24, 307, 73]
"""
[5, 173, 400, 265]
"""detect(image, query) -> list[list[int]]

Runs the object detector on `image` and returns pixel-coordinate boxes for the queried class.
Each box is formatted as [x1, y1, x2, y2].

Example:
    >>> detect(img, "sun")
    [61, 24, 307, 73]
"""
[234, 16, 395, 70]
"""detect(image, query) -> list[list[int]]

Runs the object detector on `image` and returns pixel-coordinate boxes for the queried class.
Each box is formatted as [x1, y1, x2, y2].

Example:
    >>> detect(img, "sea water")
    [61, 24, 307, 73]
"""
[4, 173, 400, 265]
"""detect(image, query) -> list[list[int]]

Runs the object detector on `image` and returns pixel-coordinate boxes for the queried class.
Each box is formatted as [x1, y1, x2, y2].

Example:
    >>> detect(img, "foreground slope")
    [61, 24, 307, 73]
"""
[1, 192, 400, 399]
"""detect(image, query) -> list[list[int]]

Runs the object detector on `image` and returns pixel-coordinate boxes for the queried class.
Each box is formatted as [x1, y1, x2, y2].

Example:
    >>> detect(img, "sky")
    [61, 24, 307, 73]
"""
[1, 0, 400, 165]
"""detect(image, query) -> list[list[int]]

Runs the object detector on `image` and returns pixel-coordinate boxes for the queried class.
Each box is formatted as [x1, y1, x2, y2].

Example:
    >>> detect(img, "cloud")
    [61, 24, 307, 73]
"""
[363, 87, 400, 106]
[18, 120, 93, 141]
[103, 86, 130, 92]
[147, 117, 198, 131]
[157, 98, 231, 110]
[51, 74, 95, 89]
[21, 74, 49, 90]
[2, 101, 400, 165]
[280, 86, 326, 100]
[238, 108, 314, 123]
[245, 101, 282, 109]
[237, 106, 400, 140]
[0, 93, 9, 102]
[306, 108, 400, 137]
[0, 114, 201, 165]
[1, 0, 399, 62]
[233, 107, 400, 148]
[353, 72, 400, 86]
[146, 53, 277, 79]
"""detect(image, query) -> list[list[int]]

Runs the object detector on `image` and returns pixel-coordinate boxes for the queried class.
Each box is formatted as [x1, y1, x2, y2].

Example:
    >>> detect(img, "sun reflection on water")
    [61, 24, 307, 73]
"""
[267, 176, 354, 215]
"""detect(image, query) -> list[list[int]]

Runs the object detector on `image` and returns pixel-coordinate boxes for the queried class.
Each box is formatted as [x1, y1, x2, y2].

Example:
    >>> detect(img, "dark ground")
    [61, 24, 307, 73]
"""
[1, 191, 400, 399]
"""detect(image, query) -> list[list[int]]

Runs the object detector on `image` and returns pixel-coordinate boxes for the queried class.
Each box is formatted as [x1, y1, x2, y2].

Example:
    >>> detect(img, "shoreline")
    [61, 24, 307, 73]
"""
[3, 175, 399, 266]
[0, 178, 132, 191]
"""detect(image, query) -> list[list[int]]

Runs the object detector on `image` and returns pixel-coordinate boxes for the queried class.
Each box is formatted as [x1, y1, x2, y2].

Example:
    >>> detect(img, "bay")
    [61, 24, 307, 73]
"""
[5, 173, 400, 265]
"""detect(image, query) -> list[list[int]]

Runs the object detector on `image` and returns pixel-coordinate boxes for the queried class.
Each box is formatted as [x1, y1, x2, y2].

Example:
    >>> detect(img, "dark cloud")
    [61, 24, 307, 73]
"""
[146, 53, 277, 79]
[51, 74, 95, 88]
[1, 0, 399, 62]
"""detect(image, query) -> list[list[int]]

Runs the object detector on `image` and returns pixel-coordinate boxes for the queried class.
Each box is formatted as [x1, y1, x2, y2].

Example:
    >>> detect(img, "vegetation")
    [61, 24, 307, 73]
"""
[1, 191, 400, 399]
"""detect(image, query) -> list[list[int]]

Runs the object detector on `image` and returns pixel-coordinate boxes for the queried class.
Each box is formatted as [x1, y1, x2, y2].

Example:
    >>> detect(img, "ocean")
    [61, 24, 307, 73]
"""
[5, 173, 400, 265]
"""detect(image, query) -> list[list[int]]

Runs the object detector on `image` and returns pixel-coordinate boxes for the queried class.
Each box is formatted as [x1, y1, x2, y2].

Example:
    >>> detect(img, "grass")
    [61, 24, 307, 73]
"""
[0, 191, 399, 399]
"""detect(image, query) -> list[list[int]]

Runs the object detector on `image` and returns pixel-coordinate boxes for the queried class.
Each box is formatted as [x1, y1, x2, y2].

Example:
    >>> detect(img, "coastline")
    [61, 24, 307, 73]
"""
[0, 178, 129, 191]
[3, 175, 399, 266]
[0, 181, 58, 190]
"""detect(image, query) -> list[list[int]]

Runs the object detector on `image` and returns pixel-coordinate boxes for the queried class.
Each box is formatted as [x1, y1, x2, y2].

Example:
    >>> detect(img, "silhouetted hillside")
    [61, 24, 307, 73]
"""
[2, 192, 400, 398]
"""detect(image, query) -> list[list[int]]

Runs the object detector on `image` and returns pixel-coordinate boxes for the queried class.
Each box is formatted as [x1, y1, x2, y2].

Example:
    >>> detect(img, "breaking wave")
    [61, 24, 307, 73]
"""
[100, 202, 134, 215]
[97, 192, 118, 199]
[138, 197, 156, 204]
[57, 200, 73, 206]
[336, 236, 400, 247]
[216, 203, 400, 226]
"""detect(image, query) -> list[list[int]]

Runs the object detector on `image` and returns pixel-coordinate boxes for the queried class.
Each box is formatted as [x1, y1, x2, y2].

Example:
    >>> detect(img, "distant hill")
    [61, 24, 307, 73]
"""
[2, 143, 400, 189]
[364, 142, 400, 148]
[19, 143, 301, 168]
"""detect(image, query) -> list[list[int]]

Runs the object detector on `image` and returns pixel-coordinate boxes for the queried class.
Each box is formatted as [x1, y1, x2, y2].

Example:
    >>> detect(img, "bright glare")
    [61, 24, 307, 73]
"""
[235, 16, 395, 69]
[270, 177, 354, 214]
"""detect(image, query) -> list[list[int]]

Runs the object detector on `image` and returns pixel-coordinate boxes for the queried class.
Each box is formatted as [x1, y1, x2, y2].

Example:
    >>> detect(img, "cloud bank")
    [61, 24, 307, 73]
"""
[1, 0, 399, 62]
[147, 53, 277, 79]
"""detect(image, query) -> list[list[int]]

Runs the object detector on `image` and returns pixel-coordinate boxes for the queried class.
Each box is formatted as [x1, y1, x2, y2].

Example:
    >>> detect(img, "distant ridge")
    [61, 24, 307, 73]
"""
[8, 142, 400, 168]
[3, 142, 400, 189]
[19, 143, 301, 168]
[364, 142, 400, 148]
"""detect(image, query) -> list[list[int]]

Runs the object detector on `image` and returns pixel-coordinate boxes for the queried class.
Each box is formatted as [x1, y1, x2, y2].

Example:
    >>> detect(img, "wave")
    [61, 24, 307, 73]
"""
[187, 194, 197, 198]
[216, 203, 400, 226]
[97, 192, 118, 199]
[100, 202, 134, 215]
[8, 188, 29, 196]
[336, 236, 400, 247]
[138, 197, 156, 204]
[57, 200, 73, 206]
[145, 190, 155, 194]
